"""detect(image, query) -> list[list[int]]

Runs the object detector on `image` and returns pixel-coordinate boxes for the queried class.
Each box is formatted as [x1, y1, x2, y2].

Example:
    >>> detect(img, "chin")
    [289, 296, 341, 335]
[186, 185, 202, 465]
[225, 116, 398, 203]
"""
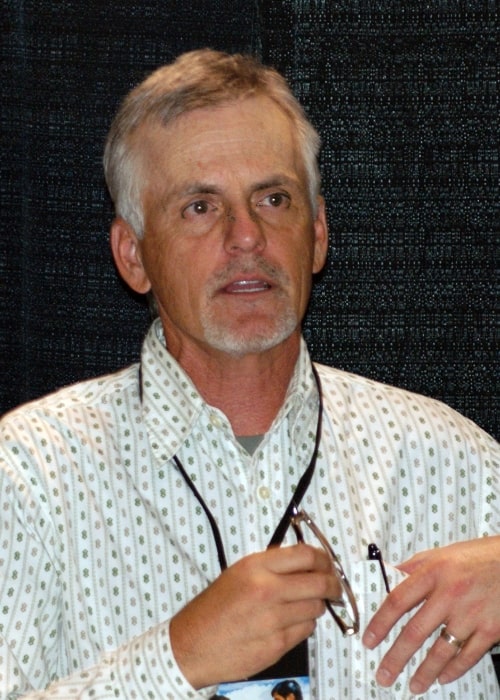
[202, 313, 299, 357]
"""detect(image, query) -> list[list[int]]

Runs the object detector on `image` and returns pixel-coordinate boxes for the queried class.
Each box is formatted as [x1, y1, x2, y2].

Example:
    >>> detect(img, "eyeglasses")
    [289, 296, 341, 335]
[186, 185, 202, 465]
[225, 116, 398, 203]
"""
[290, 505, 360, 636]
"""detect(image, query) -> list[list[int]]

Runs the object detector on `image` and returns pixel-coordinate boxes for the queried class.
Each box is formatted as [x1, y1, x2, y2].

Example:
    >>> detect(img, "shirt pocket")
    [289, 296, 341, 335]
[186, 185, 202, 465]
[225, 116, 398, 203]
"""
[326, 560, 466, 699]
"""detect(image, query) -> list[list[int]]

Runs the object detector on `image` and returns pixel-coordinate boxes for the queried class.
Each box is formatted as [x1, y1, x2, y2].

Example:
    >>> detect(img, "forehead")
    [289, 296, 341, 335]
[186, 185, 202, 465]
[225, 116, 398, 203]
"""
[134, 95, 305, 190]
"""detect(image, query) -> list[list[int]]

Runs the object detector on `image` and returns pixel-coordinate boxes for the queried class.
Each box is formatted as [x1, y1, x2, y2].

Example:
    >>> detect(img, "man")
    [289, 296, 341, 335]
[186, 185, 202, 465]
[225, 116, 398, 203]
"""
[271, 679, 303, 700]
[0, 49, 498, 699]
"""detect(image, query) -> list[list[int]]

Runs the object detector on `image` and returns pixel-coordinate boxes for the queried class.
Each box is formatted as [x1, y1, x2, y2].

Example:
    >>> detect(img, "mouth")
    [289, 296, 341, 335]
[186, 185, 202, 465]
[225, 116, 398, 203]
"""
[221, 278, 273, 294]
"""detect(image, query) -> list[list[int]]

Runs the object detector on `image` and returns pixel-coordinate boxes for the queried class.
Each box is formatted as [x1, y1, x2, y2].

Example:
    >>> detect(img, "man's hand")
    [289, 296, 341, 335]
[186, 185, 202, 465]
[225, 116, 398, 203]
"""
[169, 543, 341, 689]
[362, 536, 500, 695]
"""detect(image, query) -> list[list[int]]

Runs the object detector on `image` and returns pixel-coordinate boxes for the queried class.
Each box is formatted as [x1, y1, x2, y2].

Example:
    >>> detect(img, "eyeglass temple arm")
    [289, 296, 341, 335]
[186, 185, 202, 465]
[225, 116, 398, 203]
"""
[290, 507, 360, 636]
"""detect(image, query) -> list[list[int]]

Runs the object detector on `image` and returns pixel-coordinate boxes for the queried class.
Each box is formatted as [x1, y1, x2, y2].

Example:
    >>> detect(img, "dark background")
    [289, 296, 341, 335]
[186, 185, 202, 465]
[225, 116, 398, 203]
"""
[1, 1, 498, 446]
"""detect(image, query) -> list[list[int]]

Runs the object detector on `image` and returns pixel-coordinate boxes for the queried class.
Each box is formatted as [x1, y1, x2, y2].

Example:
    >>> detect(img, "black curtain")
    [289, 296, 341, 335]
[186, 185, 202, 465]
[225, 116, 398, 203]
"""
[1, 0, 498, 447]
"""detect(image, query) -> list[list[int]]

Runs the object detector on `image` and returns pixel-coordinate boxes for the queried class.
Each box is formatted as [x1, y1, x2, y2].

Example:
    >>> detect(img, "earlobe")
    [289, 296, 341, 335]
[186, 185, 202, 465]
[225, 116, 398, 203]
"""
[312, 196, 329, 274]
[110, 218, 152, 294]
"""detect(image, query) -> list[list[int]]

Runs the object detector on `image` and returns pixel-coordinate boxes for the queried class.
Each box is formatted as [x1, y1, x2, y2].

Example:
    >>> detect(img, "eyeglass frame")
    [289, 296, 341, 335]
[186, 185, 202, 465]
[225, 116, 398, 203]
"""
[290, 505, 360, 636]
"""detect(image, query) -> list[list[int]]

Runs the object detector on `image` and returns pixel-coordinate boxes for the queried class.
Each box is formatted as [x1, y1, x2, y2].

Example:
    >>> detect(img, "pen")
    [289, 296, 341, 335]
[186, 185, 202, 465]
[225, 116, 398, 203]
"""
[367, 543, 390, 593]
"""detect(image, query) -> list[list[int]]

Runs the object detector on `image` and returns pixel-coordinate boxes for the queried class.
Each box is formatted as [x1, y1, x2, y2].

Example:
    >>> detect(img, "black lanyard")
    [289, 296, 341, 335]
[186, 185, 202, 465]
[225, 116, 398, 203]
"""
[172, 365, 323, 572]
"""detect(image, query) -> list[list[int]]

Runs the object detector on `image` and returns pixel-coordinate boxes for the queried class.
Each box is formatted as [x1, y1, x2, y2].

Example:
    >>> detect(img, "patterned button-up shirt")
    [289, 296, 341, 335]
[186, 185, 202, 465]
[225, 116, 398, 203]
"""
[0, 319, 498, 699]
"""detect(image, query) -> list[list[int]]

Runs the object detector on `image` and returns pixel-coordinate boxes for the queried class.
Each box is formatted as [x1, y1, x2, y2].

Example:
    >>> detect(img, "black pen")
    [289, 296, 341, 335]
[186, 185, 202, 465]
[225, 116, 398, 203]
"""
[368, 543, 390, 593]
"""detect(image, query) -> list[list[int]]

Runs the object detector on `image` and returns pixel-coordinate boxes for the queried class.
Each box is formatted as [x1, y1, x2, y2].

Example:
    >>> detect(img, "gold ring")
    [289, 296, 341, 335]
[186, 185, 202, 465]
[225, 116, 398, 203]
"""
[440, 626, 466, 650]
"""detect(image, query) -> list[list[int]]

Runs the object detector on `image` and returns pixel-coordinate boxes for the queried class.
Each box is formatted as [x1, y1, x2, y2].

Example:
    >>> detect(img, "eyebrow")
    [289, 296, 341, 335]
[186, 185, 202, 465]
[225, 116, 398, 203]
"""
[252, 175, 300, 192]
[180, 182, 222, 197]
[178, 174, 300, 198]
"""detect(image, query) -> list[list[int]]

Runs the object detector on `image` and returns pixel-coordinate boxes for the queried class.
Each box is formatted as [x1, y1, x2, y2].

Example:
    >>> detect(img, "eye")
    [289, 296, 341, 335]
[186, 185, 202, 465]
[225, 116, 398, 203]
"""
[182, 199, 217, 219]
[257, 192, 291, 209]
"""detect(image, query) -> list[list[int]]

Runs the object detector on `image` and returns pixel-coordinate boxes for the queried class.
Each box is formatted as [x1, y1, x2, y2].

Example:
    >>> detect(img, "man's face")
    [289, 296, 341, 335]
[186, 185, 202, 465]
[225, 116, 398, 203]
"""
[124, 95, 327, 362]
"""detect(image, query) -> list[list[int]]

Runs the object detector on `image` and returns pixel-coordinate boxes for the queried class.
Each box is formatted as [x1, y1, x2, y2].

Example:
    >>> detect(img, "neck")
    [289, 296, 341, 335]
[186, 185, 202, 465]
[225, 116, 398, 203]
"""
[168, 333, 301, 436]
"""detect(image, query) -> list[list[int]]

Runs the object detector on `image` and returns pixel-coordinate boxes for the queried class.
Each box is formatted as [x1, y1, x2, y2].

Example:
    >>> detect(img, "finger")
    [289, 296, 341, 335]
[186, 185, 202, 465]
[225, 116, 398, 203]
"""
[397, 550, 430, 575]
[437, 633, 489, 685]
[262, 615, 321, 667]
[373, 612, 435, 687]
[278, 598, 327, 627]
[265, 543, 334, 575]
[262, 546, 342, 609]
[372, 593, 465, 687]
[278, 569, 341, 606]
[363, 572, 433, 649]
[229, 547, 339, 614]
[408, 629, 470, 694]
[407, 625, 493, 694]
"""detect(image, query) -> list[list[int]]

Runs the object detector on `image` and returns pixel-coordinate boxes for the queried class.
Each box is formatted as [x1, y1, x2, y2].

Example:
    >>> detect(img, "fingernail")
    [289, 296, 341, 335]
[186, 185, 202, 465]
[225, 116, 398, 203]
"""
[409, 678, 425, 694]
[362, 630, 377, 649]
[376, 668, 393, 687]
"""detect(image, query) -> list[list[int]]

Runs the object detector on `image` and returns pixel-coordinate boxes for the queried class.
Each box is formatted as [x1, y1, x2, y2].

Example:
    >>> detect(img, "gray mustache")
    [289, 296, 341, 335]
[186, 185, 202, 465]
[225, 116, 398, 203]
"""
[210, 258, 288, 289]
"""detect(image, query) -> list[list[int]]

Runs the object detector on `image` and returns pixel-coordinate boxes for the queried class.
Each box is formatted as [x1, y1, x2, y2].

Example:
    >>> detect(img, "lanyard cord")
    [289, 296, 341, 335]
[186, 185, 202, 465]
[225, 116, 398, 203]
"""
[268, 365, 323, 548]
[172, 365, 323, 573]
[172, 453, 229, 571]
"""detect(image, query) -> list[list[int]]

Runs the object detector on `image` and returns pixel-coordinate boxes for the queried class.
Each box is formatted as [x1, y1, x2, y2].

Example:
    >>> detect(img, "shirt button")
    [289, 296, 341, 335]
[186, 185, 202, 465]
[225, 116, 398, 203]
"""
[258, 485, 270, 500]
[209, 413, 222, 428]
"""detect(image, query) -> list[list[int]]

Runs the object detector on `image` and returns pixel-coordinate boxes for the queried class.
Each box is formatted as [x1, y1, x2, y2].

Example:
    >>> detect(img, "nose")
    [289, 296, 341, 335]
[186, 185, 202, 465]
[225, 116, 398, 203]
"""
[223, 205, 266, 254]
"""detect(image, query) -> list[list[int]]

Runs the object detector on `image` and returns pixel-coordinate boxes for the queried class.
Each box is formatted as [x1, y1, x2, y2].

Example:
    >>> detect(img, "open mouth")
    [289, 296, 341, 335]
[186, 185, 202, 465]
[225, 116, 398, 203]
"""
[222, 279, 273, 294]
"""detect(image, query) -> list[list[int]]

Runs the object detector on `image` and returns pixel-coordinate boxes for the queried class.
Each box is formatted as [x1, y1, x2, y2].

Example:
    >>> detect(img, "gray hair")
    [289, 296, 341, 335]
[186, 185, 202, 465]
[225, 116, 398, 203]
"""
[103, 49, 321, 237]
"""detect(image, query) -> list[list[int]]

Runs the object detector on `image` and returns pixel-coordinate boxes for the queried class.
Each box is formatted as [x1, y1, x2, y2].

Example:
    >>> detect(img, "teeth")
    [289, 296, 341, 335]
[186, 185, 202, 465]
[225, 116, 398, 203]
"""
[235, 280, 262, 287]
[227, 280, 270, 293]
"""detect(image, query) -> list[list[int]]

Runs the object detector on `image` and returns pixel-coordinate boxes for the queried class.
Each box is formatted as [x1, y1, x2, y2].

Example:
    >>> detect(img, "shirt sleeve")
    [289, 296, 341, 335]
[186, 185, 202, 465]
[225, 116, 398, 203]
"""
[0, 423, 215, 700]
[0, 621, 215, 699]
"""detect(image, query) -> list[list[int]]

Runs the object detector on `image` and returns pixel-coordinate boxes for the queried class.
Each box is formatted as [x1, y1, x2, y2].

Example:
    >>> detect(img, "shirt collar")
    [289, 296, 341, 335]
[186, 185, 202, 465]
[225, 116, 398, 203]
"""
[140, 319, 320, 461]
[140, 319, 204, 460]
[272, 336, 319, 435]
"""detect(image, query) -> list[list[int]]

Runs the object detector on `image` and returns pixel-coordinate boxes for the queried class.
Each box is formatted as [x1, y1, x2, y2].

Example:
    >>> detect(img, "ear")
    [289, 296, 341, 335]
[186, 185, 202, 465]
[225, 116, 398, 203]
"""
[110, 218, 151, 294]
[312, 195, 329, 274]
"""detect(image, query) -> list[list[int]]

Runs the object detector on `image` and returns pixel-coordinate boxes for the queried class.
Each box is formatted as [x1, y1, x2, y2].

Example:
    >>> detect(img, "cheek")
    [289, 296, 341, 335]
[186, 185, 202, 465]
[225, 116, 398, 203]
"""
[142, 233, 180, 284]
[153, 249, 208, 313]
[287, 243, 316, 306]
[288, 239, 316, 279]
